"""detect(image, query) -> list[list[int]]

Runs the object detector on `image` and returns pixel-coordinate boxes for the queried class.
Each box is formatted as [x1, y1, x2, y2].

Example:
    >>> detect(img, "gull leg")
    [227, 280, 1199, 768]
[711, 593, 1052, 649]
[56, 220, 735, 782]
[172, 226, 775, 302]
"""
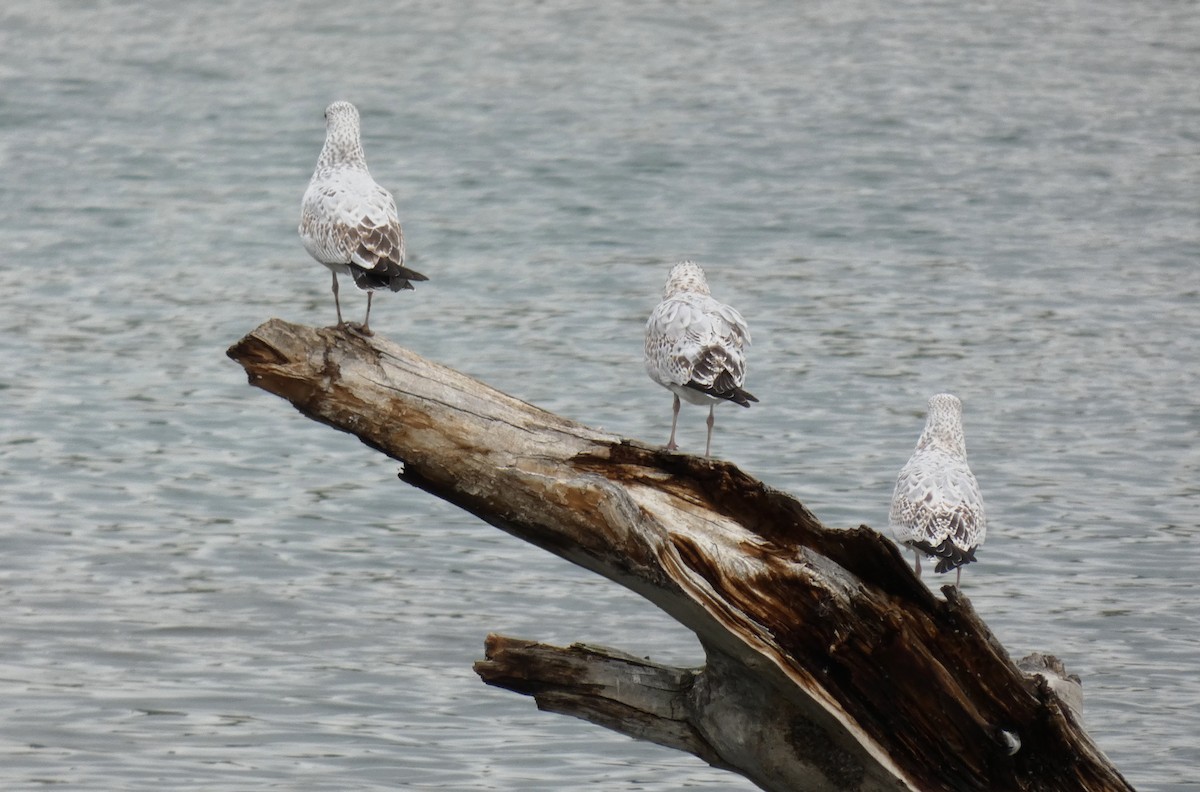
[360, 291, 375, 336]
[955, 566, 962, 588]
[666, 395, 681, 451]
[704, 404, 715, 457]
[913, 551, 922, 579]
[331, 271, 345, 327]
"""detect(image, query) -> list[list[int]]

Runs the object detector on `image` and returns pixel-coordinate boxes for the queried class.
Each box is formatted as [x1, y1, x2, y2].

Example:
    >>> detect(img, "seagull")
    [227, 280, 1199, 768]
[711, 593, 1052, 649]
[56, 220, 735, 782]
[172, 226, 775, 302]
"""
[889, 393, 987, 586]
[299, 101, 427, 336]
[644, 261, 757, 456]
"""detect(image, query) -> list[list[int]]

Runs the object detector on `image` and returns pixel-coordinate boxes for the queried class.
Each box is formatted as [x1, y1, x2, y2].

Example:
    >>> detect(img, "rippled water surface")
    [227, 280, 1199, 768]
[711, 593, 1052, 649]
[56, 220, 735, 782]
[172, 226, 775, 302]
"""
[1, 1, 1198, 789]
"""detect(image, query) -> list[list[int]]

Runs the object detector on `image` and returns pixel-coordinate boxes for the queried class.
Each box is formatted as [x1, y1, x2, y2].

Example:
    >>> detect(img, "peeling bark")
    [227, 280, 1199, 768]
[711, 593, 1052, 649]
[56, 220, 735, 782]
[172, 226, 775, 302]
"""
[228, 319, 1134, 792]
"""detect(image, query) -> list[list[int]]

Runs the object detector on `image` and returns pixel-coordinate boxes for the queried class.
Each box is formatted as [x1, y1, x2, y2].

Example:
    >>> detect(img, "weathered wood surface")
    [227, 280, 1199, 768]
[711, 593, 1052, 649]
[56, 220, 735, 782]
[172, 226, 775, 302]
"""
[227, 318, 1133, 792]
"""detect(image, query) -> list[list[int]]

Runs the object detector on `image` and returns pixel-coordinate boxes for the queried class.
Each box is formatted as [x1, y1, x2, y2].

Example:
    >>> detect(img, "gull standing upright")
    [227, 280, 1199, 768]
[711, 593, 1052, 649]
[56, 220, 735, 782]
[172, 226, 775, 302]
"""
[644, 261, 757, 456]
[889, 393, 987, 587]
[299, 101, 427, 335]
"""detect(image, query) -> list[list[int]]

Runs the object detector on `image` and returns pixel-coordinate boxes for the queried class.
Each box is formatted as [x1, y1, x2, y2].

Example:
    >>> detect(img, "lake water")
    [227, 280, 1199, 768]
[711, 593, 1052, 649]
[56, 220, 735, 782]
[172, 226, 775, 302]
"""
[1, 1, 1197, 789]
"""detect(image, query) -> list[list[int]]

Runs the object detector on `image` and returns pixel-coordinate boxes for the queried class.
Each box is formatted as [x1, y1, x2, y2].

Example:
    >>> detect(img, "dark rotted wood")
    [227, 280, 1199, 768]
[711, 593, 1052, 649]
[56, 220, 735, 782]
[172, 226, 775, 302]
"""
[227, 319, 1134, 792]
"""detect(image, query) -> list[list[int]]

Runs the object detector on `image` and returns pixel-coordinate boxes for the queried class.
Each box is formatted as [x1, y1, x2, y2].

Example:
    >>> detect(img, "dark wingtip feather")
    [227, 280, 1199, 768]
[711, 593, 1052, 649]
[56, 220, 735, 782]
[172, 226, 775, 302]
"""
[910, 538, 978, 574]
[399, 265, 428, 282]
[684, 381, 758, 407]
[350, 262, 428, 291]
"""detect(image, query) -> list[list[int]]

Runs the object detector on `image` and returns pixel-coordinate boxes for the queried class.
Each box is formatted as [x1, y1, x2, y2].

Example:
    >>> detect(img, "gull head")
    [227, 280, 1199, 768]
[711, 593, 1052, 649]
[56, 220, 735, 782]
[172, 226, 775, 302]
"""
[318, 101, 366, 168]
[918, 393, 968, 456]
[663, 260, 710, 298]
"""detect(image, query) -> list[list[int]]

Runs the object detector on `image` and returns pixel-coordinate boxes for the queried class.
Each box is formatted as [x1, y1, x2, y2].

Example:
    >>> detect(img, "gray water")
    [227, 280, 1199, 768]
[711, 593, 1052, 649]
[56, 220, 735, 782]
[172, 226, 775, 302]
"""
[1, 0, 1197, 789]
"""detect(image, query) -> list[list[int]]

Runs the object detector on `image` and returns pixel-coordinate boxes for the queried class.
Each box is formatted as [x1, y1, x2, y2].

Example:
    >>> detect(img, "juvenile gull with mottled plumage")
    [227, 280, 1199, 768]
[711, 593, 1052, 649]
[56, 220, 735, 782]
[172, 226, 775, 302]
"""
[300, 101, 427, 335]
[889, 393, 987, 586]
[644, 261, 757, 456]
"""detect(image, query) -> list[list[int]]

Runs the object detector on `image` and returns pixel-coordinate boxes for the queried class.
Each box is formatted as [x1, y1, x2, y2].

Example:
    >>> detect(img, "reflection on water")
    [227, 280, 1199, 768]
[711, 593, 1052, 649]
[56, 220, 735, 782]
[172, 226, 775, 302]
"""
[0, 0, 1197, 789]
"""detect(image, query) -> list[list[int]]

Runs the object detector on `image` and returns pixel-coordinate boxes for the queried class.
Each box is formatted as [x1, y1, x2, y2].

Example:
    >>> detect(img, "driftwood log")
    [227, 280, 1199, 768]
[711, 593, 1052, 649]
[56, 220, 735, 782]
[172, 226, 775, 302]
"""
[227, 319, 1133, 792]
